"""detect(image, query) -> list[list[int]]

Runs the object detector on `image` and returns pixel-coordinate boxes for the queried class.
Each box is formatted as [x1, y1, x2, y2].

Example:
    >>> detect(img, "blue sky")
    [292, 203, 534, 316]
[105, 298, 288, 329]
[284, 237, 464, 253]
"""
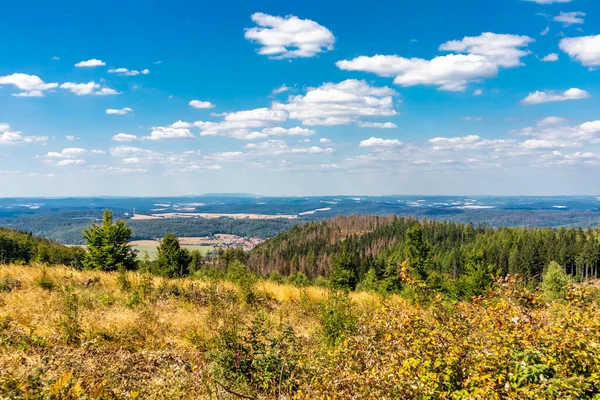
[1, 0, 600, 196]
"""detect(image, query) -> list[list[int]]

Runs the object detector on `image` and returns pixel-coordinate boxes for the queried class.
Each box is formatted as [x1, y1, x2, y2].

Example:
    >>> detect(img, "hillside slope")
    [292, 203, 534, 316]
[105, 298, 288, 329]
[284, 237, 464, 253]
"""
[0, 227, 84, 266]
[248, 215, 600, 282]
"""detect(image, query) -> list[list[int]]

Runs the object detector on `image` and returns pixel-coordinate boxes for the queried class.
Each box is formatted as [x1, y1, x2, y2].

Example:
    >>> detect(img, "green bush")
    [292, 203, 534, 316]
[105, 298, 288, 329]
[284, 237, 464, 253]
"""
[541, 261, 572, 301]
[319, 291, 357, 346]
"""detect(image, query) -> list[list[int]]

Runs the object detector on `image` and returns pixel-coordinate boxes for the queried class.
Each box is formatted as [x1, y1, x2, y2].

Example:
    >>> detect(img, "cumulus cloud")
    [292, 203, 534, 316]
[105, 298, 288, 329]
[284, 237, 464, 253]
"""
[359, 137, 402, 147]
[108, 67, 149, 76]
[60, 82, 120, 96]
[189, 100, 215, 109]
[0, 73, 59, 97]
[244, 12, 335, 59]
[194, 107, 287, 139]
[143, 122, 195, 141]
[541, 53, 559, 62]
[112, 133, 138, 142]
[559, 35, 600, 67]
[521, 88, 590, 104]
[513, 120, 600, 149]
[553, 11, 585, 26]
[46, 148, 88, 159]
[319, 138, 331, 144]
[273, 79, 397, 126]
[336, 33, 533, 91]
[74, 59, 106, 67]
[66, 136, 79, 141]
[0, 124, 47, 145]
[357, 122, 397, 129]
[106, 107, 133, 115]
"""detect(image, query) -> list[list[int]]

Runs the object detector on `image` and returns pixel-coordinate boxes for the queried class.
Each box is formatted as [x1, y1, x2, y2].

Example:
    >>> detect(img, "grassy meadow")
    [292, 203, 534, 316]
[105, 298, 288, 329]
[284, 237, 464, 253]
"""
[1, 264, 600, 399]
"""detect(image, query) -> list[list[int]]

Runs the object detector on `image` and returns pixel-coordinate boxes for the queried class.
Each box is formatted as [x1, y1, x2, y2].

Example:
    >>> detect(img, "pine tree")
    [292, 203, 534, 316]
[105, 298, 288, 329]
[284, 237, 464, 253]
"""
[82, 210, 137, 271]
[155, 233, 191, 278]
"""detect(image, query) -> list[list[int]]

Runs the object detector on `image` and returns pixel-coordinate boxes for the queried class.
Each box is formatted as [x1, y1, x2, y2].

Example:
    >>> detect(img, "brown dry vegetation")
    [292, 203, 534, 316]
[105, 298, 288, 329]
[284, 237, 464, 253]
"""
[1, 264, 600, 399]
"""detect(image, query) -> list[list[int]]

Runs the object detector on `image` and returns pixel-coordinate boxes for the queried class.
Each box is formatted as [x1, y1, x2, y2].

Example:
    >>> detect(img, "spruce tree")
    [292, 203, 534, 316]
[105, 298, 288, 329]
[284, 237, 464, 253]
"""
[82, 210, 137, 271]
[155, 233, 191, 278]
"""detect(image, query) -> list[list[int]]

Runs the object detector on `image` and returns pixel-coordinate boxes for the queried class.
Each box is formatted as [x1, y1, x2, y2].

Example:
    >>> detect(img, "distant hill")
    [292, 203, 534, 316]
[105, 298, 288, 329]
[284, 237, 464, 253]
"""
[248, 215, 599, 283]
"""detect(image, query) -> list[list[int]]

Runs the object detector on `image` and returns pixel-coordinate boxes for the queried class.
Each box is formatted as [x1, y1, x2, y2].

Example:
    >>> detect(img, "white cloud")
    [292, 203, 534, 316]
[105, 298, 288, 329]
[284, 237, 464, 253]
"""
[513, 120, 600, 149]
[272, 84, 290, 94]
[0, 124, 47, 145]
[521, 88, 590, 104]
[112, 133, 138, 142]
[0, 73, 58, 97]
[559, 35, 600, 67]
[473, 89, 483, 96]
[461, 116, 483, 121]
[260, 126, 316, 137]
[106, 107, 133, 115]
[336, 33, 533, 91]
[319, 138, 331, 144]
[46, 148, 87, 159]
[56, 159, 86, 166]
[108, 67, 150, 76]
[553, 11, 585, 26]
[110, 146, 158, 158]
[538, 116, 567, 126]
[189, 100, 215, 109]
[360, 137, 402, 147]
[541, 26, 550, 36]
[245, 139, 333, 155]
[60, 82, 120, 96]
[357, 121, 397, 129]
[194, 107, 288, 139]
[0, 132, 47, 145]
[74, 59, 106, 67]
[522, 0, 573, 3]
[273, 79, 397, 126]
[143, 122, 195, 141]
[541, 53, 559, 62]
[13, 90, 44, 97]
[66, 135, 79, 141]
[244, 12, 335, 59]
[52, 56, 60, 60]
[429, 135, 513, 151]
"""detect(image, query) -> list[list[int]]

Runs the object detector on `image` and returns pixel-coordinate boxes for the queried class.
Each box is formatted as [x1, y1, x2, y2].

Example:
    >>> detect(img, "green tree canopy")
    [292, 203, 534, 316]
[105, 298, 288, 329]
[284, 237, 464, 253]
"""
[82, 210, 137, 271]
[155, 233, 191, 278]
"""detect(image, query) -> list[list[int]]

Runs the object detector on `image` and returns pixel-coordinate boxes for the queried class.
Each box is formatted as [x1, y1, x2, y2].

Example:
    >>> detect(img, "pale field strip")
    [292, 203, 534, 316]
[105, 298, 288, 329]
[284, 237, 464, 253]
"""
[131, 212, 298, 220]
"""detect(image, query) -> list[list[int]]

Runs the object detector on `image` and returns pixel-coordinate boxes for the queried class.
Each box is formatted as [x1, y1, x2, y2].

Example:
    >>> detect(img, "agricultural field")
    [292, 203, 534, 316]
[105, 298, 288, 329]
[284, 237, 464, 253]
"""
[130, 238, 215, 259]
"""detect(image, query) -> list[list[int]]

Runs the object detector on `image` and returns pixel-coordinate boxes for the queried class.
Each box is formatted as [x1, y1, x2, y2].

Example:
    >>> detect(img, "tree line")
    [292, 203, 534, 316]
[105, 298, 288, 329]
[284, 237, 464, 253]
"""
[248, 215, 600, 293]
[3, 211, 600, 297]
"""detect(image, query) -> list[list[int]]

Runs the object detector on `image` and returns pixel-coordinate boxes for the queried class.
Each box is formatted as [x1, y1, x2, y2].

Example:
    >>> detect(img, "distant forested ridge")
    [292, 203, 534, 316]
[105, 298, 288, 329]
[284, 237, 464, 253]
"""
[0, 227, 84, 266]
[0, 212, 295, 244]
[248, 215, 600, 282]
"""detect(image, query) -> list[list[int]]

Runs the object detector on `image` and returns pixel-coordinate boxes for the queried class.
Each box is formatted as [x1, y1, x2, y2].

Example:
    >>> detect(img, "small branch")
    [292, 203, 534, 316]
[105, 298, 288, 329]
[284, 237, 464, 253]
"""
[213, 379, 257, 400]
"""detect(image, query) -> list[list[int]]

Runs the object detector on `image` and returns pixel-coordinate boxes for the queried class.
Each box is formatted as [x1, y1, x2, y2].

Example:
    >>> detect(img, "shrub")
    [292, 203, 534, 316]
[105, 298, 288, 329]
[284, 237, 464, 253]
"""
[36, 266, 55, 291]
[319, 291, 357, 346]
[58, 287, 83, 345]
[541, 261, 572, 301]
[226, 261, 257, 305]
